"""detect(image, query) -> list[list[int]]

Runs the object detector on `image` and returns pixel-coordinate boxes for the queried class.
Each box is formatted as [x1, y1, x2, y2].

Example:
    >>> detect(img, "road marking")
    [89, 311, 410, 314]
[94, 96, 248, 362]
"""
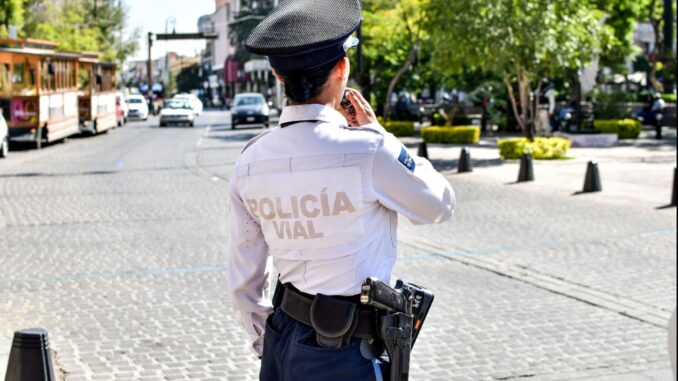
[400, 237, 672, 328]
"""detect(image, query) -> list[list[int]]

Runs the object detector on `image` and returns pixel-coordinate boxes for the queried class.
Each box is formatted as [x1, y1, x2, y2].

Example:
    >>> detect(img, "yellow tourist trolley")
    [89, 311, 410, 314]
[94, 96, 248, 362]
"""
[77, 52, 118, 135]
[0, 38, 84, 148]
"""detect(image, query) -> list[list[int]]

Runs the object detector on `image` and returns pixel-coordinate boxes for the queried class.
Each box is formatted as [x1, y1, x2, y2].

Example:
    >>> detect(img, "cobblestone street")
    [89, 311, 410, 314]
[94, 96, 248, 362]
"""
[0, 110, 675, 380]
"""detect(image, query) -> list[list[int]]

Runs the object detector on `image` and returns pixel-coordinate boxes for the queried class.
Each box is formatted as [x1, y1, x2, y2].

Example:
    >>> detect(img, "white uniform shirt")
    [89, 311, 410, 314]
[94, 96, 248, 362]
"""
[228, 104, 455, 354]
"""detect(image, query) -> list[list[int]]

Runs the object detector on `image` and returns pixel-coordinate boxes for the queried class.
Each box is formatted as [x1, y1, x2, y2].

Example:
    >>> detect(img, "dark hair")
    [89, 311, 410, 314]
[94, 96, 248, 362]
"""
[278, 56, 344, 104]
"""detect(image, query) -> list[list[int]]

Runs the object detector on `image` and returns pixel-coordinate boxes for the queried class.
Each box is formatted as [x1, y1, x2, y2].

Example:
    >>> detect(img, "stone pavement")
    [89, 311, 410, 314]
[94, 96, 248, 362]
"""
[0, 112, 675, 380]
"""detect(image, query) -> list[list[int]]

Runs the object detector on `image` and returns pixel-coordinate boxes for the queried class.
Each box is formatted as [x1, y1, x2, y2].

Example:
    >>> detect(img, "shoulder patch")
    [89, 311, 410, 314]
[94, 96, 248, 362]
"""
[241, 129, 273, 154]
[398, 146, 416, 173]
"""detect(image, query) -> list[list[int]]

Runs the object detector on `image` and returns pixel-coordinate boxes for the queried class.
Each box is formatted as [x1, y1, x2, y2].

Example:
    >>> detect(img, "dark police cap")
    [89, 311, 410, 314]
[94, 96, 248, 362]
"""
[245, 0, 361, 73]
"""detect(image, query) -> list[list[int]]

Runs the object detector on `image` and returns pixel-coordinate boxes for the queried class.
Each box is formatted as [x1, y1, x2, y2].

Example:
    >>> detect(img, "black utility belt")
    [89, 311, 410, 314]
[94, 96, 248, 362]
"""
[274, 283, 379, 348]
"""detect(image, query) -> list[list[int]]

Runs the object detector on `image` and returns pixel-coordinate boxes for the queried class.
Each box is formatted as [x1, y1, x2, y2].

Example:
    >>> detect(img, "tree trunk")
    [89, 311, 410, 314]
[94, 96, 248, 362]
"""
[383, 39, 419, 120]
[503, 73, 524, 131]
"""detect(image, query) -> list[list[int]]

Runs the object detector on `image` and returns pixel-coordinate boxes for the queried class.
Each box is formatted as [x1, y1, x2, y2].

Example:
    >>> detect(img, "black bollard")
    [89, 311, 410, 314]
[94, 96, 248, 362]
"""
[5, 328, 56, 381]
[671, 167, 677, 207]
[457, 147, 472, 173]
[417, 141, 429, 160]
[582, 161, 602, 193]
[517, 152, 535, 182]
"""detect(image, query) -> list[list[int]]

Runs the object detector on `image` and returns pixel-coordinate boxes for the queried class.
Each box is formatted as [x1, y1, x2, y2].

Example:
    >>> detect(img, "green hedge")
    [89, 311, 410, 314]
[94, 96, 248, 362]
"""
[422, 126, 480, 144]
[593, 119, 641, 139]
[383, 121, 414, 137]
[497, 137, 571, 160]
[661, 93, 676, 103]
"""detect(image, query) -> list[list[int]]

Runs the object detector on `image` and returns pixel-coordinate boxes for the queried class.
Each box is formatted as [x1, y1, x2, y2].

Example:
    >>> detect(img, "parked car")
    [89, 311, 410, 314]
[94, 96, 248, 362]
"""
[0, 112, 8, 158]
[231, 93, 270, 129]
[172, 93, 203, 116]
[159, 100, 195, 127]
[115, 92, 128, 123]
[126, 95, 149, 121]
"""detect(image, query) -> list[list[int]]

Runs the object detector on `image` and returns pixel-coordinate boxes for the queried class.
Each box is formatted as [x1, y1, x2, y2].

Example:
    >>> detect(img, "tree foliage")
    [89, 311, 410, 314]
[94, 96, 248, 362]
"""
[593, 0, 646, 73]
[228, 0, 275, 63]
[359, 0, 432, 118]
[0, 0, 24, 36]
[19, 0, 139, 64]
[425, 0, 607, 138]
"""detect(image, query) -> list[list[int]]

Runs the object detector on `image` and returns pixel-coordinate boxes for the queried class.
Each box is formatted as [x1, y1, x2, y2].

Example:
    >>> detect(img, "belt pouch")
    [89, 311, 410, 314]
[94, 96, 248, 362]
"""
[310, 294, 358, 348]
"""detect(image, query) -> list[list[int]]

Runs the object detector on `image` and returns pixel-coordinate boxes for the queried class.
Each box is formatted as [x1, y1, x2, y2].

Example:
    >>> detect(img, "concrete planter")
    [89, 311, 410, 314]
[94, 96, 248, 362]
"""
[554, 132, 618, 148]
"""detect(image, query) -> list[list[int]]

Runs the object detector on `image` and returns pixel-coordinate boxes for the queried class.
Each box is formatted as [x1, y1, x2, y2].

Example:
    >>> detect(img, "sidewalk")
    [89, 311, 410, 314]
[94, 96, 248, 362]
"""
[403, 128, 677, 208]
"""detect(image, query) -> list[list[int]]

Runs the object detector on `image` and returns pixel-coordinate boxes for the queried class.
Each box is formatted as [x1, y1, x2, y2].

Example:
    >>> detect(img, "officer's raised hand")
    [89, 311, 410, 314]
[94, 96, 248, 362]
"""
[341, 88, 378, 127]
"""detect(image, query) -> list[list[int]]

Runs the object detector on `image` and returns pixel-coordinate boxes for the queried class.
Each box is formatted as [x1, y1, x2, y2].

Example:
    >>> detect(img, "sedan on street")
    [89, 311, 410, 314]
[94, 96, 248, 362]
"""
[159, 101, 195, 127]
[231, 93, 270, 129]
[126, 95, 149, 121]
[172, 93, 203, 116]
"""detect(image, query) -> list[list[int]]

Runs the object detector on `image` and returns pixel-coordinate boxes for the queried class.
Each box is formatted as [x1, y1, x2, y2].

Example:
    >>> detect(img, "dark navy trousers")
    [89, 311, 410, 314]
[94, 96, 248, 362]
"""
[260, 309, 383, 381]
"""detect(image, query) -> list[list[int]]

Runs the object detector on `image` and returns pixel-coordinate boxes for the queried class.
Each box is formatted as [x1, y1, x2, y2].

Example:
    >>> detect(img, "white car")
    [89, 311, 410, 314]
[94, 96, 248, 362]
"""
[172, 93, 203, 116]
[126, 95, 149, 121]
[159, 100, 195, 127]
[0, 113, 8, 158]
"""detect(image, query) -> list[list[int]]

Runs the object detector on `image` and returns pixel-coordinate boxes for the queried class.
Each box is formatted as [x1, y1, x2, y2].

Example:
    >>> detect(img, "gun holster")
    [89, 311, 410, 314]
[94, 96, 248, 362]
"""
[310, 294, 358, 348]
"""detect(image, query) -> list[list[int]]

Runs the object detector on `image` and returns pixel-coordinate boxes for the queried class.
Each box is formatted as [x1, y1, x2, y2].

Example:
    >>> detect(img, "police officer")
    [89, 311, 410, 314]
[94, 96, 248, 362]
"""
[227, 1, 455, 380]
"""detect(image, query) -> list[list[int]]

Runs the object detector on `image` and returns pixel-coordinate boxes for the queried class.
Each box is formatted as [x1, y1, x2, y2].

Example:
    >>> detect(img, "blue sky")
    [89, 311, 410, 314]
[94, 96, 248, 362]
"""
[126, 0, 216, 61]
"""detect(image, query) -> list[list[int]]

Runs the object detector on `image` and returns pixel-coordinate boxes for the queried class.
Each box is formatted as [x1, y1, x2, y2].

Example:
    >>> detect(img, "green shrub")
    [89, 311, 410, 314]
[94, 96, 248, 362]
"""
[593, 119, 641, 139]
[422, 126, 480, 144]
[591, 90, 632, 120]
[497, 137, 571, 160]
[661, 93, 677, 103]
[383, 121, 414, 137]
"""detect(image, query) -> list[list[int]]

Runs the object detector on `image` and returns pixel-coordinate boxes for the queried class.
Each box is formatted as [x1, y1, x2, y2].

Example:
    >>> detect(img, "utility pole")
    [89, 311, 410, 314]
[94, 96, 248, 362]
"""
[147, 32, 153, 92]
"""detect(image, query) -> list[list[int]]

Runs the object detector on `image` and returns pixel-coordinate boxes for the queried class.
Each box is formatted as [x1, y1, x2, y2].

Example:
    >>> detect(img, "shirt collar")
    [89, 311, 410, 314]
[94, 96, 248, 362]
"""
[278, 104, 348, 127]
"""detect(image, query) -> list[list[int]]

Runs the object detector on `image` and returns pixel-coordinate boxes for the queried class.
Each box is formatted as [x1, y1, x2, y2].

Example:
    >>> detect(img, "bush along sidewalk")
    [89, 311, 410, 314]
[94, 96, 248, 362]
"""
[498, 137, 572, 160]
[593, 119, 641, 139]
[422, 126, 481, 144]
[381, 120, 415, 137]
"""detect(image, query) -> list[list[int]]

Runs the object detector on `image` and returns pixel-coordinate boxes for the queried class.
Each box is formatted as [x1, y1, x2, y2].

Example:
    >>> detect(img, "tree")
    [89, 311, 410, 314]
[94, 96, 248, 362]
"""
[228, 0, 275, 64]
[20, 0, 139, 65]
[637, 0, 676, 91]
[0, 0, 24, 36]
[177, 63, 202, 93]
[360, 0, 430, 119]
[593, 0, 646, 74]
[426, 0, 606, 139]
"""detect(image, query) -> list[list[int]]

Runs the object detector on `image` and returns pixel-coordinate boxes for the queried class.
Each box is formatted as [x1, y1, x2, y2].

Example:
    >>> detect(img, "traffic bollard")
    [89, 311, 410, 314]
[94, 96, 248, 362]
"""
[582, 161, 602, 193]
[5, 328, 56, 381]
[457, 147, 472, 173]
[517, 153, 534, 182]
[417, 142, 428, 160]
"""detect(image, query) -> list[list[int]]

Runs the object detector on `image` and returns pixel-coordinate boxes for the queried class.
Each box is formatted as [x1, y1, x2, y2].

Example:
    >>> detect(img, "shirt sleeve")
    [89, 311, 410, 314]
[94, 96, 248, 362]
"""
[227, 172, 273, 356]
[371, 127, 456, 225]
